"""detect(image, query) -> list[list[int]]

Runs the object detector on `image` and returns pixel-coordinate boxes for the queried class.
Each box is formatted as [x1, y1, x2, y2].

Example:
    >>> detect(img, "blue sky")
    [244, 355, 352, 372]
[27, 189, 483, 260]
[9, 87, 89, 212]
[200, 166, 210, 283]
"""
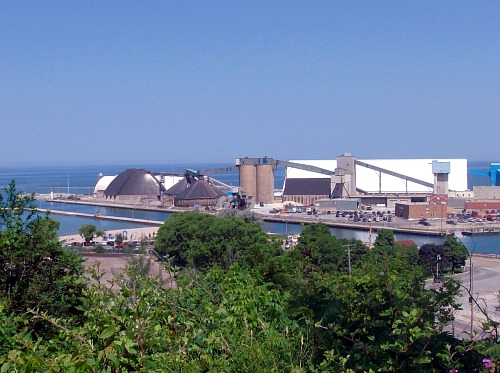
[1, 1, 498, 166]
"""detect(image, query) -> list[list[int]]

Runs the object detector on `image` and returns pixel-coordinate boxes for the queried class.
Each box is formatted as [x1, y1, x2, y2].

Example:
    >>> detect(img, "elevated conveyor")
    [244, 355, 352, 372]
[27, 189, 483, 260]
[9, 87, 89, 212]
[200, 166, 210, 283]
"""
[355, 160, 434, 191]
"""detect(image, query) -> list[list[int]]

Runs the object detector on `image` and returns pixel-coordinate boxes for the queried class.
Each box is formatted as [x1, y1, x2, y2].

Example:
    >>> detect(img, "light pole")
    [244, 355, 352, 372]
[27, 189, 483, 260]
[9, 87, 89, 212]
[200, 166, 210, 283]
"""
[469, 254, 474, 334]
[455, 235, 474, 335]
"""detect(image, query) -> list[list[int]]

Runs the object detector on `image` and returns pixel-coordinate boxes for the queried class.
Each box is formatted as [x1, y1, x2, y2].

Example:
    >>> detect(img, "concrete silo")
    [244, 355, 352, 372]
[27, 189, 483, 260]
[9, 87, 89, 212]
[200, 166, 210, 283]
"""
[237, 157, 276, 204]
[256, 162, 275, 203]
[237, 158, 257, 201]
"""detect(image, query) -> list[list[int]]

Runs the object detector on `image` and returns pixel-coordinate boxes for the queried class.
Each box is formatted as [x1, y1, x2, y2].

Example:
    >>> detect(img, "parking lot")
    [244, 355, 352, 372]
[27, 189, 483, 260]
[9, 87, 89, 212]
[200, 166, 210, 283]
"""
[254, 204, 500, 235]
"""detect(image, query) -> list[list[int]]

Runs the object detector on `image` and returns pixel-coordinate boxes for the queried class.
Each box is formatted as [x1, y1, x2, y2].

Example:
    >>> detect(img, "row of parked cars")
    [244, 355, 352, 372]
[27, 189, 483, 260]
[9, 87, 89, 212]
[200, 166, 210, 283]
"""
[456, 215, 500, 223]
[340, 210, 394, 223]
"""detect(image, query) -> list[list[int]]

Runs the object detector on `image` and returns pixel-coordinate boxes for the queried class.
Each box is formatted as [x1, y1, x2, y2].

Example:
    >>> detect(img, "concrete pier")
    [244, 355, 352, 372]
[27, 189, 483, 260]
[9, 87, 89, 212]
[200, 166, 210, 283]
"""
[36, 208, 164, 226]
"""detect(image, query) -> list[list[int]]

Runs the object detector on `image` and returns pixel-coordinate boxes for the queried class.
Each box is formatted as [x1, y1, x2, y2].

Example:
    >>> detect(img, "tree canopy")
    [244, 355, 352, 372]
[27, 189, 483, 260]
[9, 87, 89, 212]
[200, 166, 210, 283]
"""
[0, 181, 85, 326]
[78, 223, 105, 243]
[155, 211, 275, 271]
[0, 195, 496, 372]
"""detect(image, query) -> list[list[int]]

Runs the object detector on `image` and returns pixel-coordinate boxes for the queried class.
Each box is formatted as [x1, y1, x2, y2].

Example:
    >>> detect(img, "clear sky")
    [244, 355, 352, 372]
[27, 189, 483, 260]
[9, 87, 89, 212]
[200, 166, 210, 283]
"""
[1, 1, 498, 166]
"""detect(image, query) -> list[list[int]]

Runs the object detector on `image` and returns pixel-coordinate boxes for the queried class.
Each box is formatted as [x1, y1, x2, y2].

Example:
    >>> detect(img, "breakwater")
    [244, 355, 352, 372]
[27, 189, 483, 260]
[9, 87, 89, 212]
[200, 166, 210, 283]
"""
[36, 198, 500, 253]
[40, 198, 446, 237]
[37, 208, 164, 226]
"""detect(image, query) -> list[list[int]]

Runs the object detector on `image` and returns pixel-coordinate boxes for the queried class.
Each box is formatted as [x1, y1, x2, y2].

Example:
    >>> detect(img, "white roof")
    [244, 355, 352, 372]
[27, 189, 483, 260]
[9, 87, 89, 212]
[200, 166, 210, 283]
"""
[94, 175, 117, 193]
[286, 159, 468, 193]
[94, 174, 184, 194]
[161, 175, 184, 189]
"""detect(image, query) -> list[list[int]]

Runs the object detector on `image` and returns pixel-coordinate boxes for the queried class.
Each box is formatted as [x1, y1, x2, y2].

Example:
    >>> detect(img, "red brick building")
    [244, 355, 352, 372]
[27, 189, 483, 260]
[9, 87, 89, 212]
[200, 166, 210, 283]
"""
[395, 202, 448, 220]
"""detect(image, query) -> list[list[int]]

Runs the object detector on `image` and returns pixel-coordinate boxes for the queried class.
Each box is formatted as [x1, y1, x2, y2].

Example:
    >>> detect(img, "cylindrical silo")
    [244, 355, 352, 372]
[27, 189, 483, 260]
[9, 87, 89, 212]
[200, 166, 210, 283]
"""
[239, 164, 257, 200]
[256, 164, 274, 203]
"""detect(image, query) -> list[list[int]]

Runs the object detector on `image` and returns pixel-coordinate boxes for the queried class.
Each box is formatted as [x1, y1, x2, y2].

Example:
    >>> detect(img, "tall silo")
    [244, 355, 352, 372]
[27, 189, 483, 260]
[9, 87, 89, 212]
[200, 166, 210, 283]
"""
[237, 158, 257, 201]
[256, 163, 275, 203]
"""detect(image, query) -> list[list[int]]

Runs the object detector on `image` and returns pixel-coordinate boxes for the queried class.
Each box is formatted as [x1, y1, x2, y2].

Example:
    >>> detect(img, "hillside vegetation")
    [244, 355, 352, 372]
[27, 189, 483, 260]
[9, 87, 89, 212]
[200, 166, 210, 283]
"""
[1, 181, 498, 372]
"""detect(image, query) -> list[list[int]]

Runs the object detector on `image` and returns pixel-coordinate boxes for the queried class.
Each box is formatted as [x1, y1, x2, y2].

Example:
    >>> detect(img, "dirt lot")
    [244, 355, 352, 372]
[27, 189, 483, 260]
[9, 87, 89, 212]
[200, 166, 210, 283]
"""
[81, 253, 174, 290]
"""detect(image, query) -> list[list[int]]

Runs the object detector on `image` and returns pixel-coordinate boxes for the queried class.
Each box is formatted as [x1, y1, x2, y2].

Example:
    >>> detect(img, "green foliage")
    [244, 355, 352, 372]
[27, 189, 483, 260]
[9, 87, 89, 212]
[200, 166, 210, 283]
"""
[78, 223, 104, 243]
[395, 242, 420, 267]
[114, 233, 123, 244]
[94, 244, 105, 253]
[0, 188, 494, 371]
[442, 236, 469, 273]
[0, 181, 85, 324]
[1, 262, 310, 372]
[318, 255, 462, 372]
[374, 228, 396, 249]
[155, 211, 272, 271]
[419, 238, 468, 276]
[369, 229, 418, 270]
[419, 243, 445, 276]
[293, 223, 346, 274]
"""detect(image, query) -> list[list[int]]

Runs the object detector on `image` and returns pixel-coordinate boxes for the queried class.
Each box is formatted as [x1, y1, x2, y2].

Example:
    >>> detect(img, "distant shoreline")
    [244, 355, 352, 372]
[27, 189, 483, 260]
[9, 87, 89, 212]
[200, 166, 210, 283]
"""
[39, 196, 466, 238]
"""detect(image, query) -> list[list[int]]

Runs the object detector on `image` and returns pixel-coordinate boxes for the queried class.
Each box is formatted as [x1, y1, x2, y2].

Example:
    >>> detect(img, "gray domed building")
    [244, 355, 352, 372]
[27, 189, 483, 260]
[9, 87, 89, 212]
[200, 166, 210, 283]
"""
[167, 177, 227, 207]
[104, 168, 167, 203]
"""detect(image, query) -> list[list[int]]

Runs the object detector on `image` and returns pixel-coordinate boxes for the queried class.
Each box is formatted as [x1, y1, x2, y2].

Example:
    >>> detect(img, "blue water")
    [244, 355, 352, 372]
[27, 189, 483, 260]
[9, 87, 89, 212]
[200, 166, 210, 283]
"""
[2, 162, 499, 253]
[0, 163, 287, 194]
[52, 214, 159, 237]
[49, 208, 490, 252]
[36, 201, 173, 221]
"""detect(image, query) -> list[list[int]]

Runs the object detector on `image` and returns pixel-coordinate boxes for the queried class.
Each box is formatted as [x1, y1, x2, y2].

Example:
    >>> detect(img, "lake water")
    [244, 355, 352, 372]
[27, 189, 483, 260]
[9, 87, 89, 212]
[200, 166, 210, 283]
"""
[35, 201, 497, 254]
[2, 161, 499, 253]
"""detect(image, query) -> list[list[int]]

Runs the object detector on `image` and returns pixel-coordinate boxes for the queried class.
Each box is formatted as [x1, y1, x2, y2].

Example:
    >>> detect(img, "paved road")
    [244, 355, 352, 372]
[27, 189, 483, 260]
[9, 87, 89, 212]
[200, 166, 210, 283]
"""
[451, 256, 500, 338]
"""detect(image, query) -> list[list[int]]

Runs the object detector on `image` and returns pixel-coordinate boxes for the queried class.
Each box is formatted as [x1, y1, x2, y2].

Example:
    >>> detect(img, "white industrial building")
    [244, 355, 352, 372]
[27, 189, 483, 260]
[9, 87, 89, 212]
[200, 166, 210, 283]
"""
[284, 158, 468, 194]
[93, 171, 184, 199]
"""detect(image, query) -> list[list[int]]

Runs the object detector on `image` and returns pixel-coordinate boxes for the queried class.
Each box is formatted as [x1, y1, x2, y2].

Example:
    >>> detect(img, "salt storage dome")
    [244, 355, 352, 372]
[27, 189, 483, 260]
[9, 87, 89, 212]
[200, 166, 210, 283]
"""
[164, 177, 190, 196]
[174, 179, 226, 207]
[104, 168, 167, 202]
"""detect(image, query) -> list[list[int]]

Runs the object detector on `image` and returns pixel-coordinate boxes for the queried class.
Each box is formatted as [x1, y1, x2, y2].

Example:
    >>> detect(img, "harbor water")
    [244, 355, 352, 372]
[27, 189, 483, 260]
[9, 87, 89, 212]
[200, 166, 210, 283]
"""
[35, 200, 498, 254]
[2, 162, 499, 254]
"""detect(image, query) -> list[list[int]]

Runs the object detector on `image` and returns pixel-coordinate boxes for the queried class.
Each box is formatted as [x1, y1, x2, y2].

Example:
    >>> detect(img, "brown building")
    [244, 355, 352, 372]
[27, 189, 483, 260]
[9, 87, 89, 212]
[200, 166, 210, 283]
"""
[395, 202, 448, 220]
[282, 178, 331, 206]
[464, 201, 500, 214]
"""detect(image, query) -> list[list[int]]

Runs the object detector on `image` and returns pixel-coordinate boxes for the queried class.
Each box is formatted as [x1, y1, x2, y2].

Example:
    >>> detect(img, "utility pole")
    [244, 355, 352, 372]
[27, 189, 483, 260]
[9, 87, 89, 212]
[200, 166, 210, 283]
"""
[344, 244, 352, 276]
[368, 221, 373, 248]
[436, 254, 441, 282]
[470, 256, 474, 334]
[454, 235, 474, 335]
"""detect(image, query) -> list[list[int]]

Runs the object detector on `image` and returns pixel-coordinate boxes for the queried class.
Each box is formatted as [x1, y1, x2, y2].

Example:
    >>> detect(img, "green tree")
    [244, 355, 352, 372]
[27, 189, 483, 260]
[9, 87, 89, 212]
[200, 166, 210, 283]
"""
[78, 223, 104, 244]
[395, 241, 420, 267]
[317, 255, 463, 372]
[0, 181, 85, 323]
[418, 243, 446, 277]
[374, 228, 396, 250]
[442, 235, 469, 273]
[292, 223, 345, 274]
[155, 211, 273, 271]
[114, 233, 123, 244]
